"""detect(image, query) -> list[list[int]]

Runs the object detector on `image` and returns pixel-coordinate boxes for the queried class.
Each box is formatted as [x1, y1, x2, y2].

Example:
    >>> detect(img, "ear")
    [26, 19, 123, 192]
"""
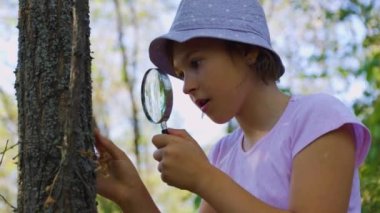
[244, 48, 259, 65]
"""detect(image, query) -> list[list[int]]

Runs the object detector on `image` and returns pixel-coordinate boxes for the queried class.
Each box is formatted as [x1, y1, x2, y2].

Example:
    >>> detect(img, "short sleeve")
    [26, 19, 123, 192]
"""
[290, 94, 371, 167]
[207, 128, 242, 166]
[208, 140, 221, 165]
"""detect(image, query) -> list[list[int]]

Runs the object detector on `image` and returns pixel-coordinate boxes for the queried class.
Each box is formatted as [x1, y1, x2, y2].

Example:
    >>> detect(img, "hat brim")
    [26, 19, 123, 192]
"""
[149, 28, 284, 79]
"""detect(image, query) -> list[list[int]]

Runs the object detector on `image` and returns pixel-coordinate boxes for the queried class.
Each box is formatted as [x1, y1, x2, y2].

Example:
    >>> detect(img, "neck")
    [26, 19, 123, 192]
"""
[235, 82, 290, 149]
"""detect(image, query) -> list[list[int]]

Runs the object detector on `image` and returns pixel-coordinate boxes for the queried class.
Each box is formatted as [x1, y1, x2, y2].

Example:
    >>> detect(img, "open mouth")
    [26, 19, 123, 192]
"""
[195, 99, 210, 111]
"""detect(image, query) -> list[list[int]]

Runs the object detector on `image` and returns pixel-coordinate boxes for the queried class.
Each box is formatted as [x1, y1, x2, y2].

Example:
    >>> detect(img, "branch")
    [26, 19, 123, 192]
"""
[0, 194, 16, 210]
[0, 140, 9, 166]
[0, 140, 17, 210]
[0, 140, 19, 164]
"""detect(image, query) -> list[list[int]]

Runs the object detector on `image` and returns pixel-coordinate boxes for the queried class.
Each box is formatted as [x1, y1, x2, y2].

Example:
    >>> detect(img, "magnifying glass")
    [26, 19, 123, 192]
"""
[141, 68, 173, 134]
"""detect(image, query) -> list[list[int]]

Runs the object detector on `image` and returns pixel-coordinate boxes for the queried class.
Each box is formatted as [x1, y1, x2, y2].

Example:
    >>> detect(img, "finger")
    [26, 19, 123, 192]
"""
[152, 134, 172, 149]
[166, 128, 200, 148]
[94, 130, 125, 160]
[157, 161, 164, 173]
[161, 172, 170, 185]
[94, 129, 106, 152]
[153, 149, 163, 161]
[167, 128, 195, 141]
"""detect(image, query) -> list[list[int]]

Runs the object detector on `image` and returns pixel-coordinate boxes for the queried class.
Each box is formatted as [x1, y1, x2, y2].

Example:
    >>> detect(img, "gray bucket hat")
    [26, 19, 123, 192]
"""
[149, 0, 284, 78]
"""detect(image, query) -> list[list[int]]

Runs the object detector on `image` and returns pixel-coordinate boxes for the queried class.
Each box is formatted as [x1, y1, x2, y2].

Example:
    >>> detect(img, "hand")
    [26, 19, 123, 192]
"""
[94, 129, 139, 205]
[152, 128, 212, 193]
[94, 130, 159, 212]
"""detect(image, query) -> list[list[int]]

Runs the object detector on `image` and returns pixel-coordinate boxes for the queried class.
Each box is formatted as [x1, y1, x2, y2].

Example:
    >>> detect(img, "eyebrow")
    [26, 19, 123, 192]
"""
[173, 49, 200, 71]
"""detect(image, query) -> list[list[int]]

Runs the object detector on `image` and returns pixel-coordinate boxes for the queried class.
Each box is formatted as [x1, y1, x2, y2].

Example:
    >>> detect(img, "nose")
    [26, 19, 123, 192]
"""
[182, 74, 197, 95]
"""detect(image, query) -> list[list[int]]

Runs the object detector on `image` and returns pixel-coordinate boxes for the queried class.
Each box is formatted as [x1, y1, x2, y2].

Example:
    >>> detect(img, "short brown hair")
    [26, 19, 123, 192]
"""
[166, 39, 284, 82]
[225, 41, 284, 84]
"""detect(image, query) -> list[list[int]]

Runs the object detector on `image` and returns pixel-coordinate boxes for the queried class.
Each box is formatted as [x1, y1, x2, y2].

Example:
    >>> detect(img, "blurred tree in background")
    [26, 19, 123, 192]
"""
[0, 0, 379, 212]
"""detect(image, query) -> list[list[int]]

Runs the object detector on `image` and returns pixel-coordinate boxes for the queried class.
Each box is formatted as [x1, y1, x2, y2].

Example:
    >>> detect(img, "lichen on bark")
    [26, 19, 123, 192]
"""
[15, 0, 96, 212]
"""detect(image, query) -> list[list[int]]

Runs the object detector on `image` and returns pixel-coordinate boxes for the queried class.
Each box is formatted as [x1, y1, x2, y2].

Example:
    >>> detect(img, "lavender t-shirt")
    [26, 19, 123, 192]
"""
[208, 93, 371, 212]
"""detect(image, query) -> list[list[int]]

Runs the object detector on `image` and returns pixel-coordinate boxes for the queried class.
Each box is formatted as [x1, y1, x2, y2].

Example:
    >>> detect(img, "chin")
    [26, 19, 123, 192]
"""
[208, 115, 232, 124]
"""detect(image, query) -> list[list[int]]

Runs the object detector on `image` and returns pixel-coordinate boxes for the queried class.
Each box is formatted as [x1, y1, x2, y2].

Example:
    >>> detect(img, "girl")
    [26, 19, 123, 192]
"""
[96, 0, 371, 212]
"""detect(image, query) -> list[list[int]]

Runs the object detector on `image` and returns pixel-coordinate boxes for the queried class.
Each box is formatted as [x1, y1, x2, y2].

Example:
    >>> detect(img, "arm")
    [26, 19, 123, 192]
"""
[153, 129, 288, 212]
[157, 126, 355, 213]
[95, 130, 160, 213]
[195, 161, 288, 213]
[288, 124, 355, 212]
[204, 125, 355, 212]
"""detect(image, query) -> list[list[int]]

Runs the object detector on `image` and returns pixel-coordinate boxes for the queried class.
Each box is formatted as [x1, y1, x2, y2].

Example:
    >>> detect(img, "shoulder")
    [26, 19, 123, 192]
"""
[291, 93, 357, 124]
[290, 93, 356, 135]
[295, 93, 349, 113]
[208, 128, 242, 165]
[289, 93, 371, 166]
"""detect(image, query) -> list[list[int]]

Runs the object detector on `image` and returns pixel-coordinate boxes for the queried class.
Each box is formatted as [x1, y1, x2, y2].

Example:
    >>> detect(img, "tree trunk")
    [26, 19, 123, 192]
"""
[113, 0, 142, 170]
[15, 0, 96, 212]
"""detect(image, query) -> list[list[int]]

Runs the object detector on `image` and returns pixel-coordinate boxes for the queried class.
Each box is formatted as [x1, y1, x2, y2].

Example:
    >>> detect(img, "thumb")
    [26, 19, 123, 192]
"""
[167, 128, 198, 144]
[167, 128, 190, 138]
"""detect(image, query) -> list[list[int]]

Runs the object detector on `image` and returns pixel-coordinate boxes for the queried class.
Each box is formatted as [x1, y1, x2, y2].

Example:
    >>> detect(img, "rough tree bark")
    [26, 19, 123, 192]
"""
[113, 0, 142, 169]
[15, 0, 96, 212]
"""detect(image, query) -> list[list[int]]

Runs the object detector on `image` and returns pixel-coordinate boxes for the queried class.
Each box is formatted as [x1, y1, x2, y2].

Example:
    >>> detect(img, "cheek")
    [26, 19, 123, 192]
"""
[215, 64, 248, 87]
[220, 80, 251, 113]
[207, 102, 234, 124]
[208, 87, 245, 123]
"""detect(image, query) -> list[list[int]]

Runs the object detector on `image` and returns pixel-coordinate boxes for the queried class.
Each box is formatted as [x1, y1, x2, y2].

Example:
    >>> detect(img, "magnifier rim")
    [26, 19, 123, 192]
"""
[141, 68, 173, 124]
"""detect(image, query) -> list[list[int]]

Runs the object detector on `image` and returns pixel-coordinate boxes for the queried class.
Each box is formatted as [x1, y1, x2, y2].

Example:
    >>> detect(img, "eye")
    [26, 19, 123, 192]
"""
[189, 59, 203, 70]
[177, 72, 185, 80]
[175, 70, 185, 80]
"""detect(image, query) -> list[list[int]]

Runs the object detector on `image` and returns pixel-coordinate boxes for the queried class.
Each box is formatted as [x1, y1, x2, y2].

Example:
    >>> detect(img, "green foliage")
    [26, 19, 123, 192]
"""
[193, 195, 201, 210]
[274, 0, 380, 210]
[0, 89, 18, 212]
[356, 95, 380, 212]
[97, 196, 122, 213]
[323, 0, 380, 211]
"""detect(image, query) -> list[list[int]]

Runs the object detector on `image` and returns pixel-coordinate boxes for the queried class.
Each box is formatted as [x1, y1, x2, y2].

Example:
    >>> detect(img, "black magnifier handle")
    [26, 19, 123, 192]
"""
[161, 122, 169, 134]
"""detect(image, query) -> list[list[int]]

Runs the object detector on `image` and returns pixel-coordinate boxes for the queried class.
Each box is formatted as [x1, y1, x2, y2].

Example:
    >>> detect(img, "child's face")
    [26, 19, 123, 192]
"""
[172, 38, 258, 124]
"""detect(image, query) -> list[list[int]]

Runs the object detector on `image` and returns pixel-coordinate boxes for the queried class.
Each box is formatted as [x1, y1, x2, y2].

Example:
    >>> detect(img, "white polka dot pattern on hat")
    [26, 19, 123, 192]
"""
[148, 0, 285, 78]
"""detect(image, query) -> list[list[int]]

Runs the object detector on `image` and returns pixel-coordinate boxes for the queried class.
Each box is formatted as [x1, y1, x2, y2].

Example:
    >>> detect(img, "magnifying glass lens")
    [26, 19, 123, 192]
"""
[143, 71, 166, 122]
[141, 68, 173, 133]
